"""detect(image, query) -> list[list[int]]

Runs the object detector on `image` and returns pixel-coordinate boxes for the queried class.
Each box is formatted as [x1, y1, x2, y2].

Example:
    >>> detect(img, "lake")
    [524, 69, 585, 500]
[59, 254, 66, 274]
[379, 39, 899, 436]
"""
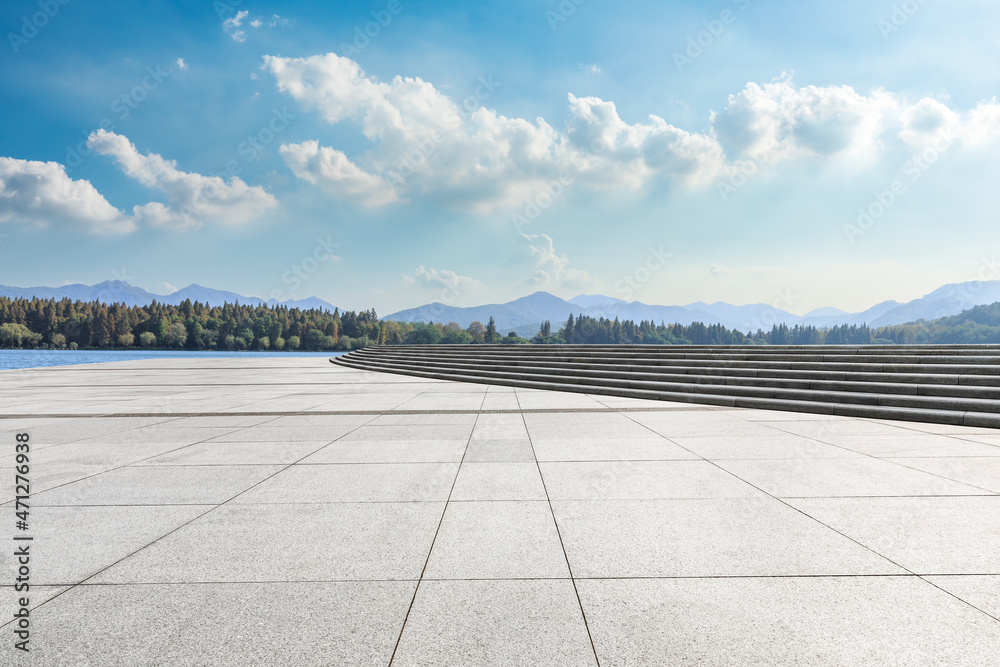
[0, 349, 348, 371]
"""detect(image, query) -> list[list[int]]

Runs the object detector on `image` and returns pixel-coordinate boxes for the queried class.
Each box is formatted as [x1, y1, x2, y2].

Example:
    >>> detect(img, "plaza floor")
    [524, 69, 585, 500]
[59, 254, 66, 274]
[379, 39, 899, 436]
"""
[1, 357, 999, 665]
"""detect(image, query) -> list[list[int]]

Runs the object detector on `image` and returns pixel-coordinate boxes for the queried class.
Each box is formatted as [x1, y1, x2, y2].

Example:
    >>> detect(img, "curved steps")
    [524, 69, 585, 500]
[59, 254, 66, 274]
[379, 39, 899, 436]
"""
[331, 345, 1000, 428]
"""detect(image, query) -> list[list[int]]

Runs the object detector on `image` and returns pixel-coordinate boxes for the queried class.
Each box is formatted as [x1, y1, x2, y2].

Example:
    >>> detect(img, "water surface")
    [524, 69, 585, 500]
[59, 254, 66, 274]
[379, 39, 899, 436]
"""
[0, 349, 347, 371]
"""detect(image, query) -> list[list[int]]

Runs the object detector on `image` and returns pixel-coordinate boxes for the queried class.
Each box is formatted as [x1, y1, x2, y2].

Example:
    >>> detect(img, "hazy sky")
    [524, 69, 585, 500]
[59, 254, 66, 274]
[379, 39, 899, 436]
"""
[2, 0, 999, 315]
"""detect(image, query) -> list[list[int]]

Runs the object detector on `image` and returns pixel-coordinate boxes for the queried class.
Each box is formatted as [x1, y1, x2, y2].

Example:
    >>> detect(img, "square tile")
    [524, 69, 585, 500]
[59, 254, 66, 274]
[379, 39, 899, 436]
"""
[233, 463, 458, 503]
[578, 576, 1000, 666]
[93, 502, 444, 583]
[714, 458, 987, 497]
[539, 461, 762, 500]
[424, 501, 568, 579]
[531, 437, 697, 462]
[392, 580, 597, 667]
[464, 439, 536, 462]
[890, 457, 1000, 494]
[451, 462, 547, 501]
[552, 498, 902, 578]
[0, 505, 210, 585]
[31, 465, 282, 505]
[788, 496, 1000, 574]
[11, 581, 415, 667]
[137, 440, 329, 465]
[670, 434, 861, 460]
[302, 439, 469, 464]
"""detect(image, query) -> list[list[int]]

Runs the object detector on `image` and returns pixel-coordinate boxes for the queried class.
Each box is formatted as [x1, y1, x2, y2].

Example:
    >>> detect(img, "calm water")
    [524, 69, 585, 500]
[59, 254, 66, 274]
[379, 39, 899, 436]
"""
[0, 349, 347, 371]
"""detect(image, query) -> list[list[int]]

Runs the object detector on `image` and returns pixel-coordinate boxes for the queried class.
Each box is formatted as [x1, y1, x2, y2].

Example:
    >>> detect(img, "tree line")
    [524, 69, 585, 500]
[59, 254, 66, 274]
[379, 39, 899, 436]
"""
[3, 296, 1000, 350]
[0, 297, 379, 350]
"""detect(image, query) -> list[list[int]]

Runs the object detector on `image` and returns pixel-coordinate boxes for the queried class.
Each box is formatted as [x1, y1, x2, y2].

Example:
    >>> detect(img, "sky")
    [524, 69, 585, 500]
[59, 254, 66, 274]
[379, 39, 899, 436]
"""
[1, 0, 999, 316]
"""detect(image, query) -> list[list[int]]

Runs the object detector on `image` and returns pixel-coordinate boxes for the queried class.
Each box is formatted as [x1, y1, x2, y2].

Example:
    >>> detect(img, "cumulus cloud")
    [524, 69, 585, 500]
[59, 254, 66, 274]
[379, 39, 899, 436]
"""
[263, 52, 727, 211]
[712, 76, 897, 162]
[403, 266, 481, 291]
[87, 129, 277, 231]
[279, 140, 397, 206]
[0, 157, 135, 234]
[263, 54, 1000, 210]
[522, 233, 596, 290]
[176, 57, 187, 71]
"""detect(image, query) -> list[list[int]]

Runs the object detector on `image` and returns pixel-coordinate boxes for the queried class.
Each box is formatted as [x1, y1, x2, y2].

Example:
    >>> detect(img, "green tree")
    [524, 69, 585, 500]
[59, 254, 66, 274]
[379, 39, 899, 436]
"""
[485, 316, 497, 343]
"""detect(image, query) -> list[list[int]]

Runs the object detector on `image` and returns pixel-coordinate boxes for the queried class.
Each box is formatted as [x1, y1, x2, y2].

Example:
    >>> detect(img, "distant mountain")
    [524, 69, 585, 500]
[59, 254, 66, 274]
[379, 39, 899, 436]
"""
[0, 280, 339, 312]
[568, 294, 629, 309]
[8, 279, 1000, 333]
[387, 280, 1000, 334]
[388, 291, 574, 334]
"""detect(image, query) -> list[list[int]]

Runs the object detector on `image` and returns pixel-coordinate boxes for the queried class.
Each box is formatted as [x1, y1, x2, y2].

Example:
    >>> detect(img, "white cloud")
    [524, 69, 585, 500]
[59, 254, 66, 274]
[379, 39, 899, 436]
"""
[266, 15, 294, 28]
[87, 129, 277, 231]
[152, 282, 178, 294]
[579, 63, 602, 75]
[263, 52, 733, 211]
[176, 57, 188, 71]
[954, 99, 1000, 147]
[263, 55, 1000, 211]
[709, 264, 731, 276]
[223, 10, 248, 42]
[226, 11, 292, 41]
[521, 233, 596, 290]
[712, 76, 897, 162]
[280, 140, 398, 206]
[403, 266, 481, 291]
[0, 157, 135, 234]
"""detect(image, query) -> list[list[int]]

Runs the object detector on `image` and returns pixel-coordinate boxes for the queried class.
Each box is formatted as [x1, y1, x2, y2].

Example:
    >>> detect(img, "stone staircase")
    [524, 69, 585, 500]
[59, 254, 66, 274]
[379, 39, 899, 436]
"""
[332, 345, 1000, 428]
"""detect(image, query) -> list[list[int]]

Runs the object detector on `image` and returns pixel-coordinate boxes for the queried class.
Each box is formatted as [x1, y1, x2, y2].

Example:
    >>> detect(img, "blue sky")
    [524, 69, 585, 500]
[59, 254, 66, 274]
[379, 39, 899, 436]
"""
[2, 0, 999, 315]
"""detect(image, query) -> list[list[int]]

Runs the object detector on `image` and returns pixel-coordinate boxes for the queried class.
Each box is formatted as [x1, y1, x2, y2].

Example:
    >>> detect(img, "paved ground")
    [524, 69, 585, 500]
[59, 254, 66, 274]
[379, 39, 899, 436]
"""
[1, 357, 1000, 666]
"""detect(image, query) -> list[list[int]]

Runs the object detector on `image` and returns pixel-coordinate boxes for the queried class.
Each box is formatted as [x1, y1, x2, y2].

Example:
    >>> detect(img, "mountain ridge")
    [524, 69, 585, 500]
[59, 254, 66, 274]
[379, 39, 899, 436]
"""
[0, 280, 340, 312]
[4, 280, 1000, 334]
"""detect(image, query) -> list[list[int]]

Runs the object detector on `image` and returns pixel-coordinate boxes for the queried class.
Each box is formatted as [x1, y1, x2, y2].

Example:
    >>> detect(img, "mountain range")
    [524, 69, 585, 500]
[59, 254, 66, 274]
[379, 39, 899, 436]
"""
[4, 279, 1000, 337]
[0, 281, 339, 312]
[386, 280, 1000, 337]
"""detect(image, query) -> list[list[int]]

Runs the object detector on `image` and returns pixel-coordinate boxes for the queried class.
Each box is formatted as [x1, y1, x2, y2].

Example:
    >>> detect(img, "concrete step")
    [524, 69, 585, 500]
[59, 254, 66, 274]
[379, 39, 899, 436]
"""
[349, 348, 1000, 376]
[351, 348, 1000, 386]
[342, 352, 1000, 400]
[330, 348, 1000, 428]
[336, 355, 1000, 413]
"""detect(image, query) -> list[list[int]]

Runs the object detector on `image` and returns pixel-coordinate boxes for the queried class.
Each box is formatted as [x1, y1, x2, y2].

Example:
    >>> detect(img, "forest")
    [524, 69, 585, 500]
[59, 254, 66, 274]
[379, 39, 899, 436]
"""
[2, 296, 1000, 350]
